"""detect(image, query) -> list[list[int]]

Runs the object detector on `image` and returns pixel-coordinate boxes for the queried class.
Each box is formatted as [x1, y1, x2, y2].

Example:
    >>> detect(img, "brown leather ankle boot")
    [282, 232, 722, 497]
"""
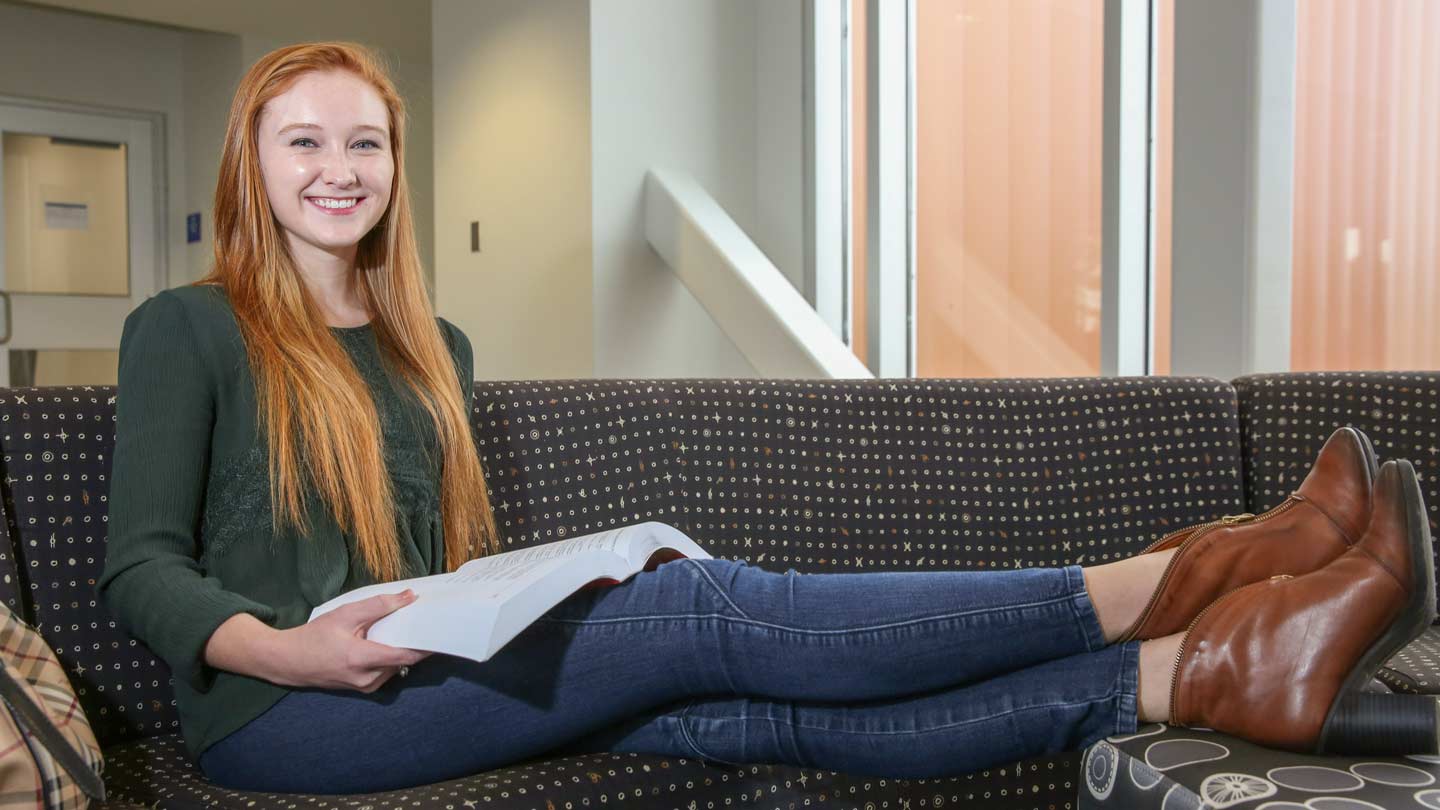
[1170, 459, 1438, 755]
[1120, 426, 1378, 641]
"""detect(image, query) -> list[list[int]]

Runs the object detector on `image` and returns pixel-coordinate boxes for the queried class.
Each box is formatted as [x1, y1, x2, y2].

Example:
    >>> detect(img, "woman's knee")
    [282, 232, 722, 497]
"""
[678, 558, 756, 618]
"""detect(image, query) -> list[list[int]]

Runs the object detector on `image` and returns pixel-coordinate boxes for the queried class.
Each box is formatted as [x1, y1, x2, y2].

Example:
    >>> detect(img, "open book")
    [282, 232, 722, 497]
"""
[307, 521, 711, 663]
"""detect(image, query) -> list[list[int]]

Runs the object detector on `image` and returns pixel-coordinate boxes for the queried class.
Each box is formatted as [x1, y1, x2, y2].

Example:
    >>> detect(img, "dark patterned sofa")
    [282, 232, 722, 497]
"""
[0, 372, 1434, 810]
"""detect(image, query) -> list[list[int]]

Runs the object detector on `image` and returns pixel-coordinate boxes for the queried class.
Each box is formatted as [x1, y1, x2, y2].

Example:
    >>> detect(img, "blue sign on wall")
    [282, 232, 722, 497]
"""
[186, 212, 201, 244]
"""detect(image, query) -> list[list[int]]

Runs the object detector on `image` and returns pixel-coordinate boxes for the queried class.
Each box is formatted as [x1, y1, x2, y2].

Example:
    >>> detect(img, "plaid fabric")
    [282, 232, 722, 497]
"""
[0, 603, 103, 809]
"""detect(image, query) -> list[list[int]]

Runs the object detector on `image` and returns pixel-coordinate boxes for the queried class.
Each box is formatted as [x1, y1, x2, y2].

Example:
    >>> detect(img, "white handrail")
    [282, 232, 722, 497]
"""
[644, 169, 873, 379]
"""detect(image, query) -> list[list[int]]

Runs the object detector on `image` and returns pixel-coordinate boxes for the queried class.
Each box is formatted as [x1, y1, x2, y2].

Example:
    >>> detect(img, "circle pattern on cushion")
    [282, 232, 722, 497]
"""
[1090, 723, 1440, 810]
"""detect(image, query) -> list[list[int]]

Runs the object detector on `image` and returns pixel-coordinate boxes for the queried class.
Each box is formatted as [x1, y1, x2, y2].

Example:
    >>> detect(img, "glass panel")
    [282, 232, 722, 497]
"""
[1290, 0, 1440, 370]
[1151, 0, 1174, 374]
[2, 133, 129, 296]
[913, 0, 1106, 377]
[849, 0, 869, 367]
[7, 349, 118, 386]
[1155, 0, 1438, 373]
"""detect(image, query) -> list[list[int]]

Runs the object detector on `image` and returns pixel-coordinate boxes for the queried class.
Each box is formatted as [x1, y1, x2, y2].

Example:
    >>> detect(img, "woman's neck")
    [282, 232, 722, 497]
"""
[287, 236, 369, 327]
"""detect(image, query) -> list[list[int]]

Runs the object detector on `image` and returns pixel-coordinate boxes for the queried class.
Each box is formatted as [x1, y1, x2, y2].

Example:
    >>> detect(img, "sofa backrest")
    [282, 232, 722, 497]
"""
[468, 380, 687, 551]
[0, 494, 25, 617]
[0, 376, 1247, 748]
[1235, 371, 1440, 602]
[652, 377, 1246, 571]
[0, 386, 149, 748]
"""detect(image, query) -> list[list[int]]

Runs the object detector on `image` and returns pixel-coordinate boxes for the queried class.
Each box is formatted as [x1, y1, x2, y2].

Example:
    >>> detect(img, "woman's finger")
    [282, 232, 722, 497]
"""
[338, 590, 418, 629]
[358, 668, 397, 693]
[344, 636, 424, 671]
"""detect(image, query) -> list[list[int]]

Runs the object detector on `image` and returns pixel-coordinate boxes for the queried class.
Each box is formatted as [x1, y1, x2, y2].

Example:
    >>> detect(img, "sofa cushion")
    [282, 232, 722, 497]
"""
[1234, 371, 1440, 606]
[666, 376, 1247, 571]
[1379, 627, 1440, 695]
[1234, 371, 1438, 525]
[0, 482, 25, 616]
[0, 386, 178, 750]
[469, 380, 685, 553]
[0, 377, 1251, 750]
[101, 732, 1082, 810]
[1079, 723, 1440, 809]
[0, 375, 1251, 803]
[0, 379, 690, 751]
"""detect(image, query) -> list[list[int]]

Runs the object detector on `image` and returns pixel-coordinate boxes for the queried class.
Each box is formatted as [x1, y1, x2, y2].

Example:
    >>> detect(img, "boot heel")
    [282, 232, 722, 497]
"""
[1319, 691, 1440, 755]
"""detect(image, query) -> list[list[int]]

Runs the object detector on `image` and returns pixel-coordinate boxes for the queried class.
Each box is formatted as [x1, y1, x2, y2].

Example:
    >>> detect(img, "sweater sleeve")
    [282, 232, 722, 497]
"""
[97, 291, 278, 694]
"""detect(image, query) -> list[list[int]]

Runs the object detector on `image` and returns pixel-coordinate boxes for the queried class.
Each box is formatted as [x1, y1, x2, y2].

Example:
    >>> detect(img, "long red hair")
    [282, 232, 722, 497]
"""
[195, 41, 500, 582]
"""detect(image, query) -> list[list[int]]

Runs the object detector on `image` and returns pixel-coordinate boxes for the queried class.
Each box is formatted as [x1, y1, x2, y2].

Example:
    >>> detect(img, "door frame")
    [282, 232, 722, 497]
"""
[0, 94, 167, 383]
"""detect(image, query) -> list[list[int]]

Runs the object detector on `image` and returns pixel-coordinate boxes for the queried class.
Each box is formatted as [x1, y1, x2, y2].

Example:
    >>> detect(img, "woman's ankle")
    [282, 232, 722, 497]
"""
[1084, 549, 1178, 644]
[1137, 634, 1184, 723]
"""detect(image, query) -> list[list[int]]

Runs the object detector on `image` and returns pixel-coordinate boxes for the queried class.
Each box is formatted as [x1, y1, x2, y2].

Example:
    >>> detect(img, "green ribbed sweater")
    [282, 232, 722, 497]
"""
[96, 284, 474, 760]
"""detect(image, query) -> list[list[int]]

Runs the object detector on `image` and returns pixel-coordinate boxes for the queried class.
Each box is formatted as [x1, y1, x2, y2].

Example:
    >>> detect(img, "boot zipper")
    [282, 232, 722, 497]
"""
[1168, 580, 1274, 724]
[1135, 494, 1296, 556]
[1124, 496, 1302, 639]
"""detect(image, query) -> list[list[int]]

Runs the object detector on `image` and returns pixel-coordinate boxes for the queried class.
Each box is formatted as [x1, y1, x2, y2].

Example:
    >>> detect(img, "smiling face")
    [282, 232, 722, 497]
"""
[255, 69, 395, 268]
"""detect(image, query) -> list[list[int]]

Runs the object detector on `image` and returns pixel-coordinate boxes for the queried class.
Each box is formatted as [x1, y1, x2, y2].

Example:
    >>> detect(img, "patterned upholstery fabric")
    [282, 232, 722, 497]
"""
[0, 376, 1249, 807]
[1079, 723, 1440, 809]
[100, 733, 1076, 810]
[662, 377, 1245, 571]
[1380, 628, 1440, 695]
[0, 387, 171, 748]
[474, 380, 685, 553]
[0, 486, 24, 616]
[1233, 371, 1440, 549]
[1235, 372, 1440, 695]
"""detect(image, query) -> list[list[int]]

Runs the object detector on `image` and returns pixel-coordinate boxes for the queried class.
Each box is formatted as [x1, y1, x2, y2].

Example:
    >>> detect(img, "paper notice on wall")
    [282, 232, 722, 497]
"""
[43, 201, 89, 230]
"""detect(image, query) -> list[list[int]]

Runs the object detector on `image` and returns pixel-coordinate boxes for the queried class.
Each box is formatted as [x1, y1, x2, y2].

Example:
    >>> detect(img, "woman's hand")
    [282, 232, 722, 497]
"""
[206, 590, 432, 692]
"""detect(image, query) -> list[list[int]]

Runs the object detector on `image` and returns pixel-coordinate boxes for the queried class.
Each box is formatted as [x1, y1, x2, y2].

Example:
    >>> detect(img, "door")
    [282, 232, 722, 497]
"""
[0, 98, 163, 387]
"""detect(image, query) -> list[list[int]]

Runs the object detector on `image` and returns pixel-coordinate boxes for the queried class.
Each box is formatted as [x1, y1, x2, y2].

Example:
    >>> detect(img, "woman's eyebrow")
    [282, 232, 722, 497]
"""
[277, 122, 388, 137]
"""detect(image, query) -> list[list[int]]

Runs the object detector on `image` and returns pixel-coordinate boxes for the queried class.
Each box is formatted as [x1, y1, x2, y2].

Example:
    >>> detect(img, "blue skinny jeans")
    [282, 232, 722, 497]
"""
[198, 557, 1141, 794]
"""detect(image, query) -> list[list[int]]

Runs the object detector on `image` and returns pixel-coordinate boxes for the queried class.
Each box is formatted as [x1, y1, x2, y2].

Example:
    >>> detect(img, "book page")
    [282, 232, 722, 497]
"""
[309, 521, 713, 663]
[619, 522, 713, 570]
[453, 525, 643, 577]
[312, 522, 667, 619]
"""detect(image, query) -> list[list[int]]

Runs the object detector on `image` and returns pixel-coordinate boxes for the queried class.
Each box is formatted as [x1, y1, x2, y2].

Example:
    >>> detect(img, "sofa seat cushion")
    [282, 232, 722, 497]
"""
[1078, 723, 1440, 809]
[100, 732, 1082, 809]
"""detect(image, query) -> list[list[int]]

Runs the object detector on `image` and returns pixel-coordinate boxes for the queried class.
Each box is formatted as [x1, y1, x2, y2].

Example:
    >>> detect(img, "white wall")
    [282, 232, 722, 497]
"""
[432, 0, 594, 381]
[590, 0, 808, 377]
[754, 1, 805, 295]
[0, 1, 231, 288]
[592, 0, 756, 377]
[430, 0, 805, 379]
[181, 29, 243, 281]
[435, 0, 797, 381]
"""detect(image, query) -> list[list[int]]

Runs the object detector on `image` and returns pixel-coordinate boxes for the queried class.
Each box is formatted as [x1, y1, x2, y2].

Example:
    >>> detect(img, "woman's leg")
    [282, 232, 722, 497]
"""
[199, 556, 1159, 793]
[526, 553, 1171, 702]
[552, 641, 1144, 780]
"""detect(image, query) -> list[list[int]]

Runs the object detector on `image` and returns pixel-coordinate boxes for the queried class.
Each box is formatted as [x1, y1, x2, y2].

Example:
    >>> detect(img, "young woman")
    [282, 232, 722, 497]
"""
[97, 42, 1438, 795]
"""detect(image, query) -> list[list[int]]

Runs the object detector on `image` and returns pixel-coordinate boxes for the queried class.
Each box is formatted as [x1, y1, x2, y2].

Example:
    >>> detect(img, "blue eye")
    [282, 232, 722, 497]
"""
[287, 136, 382, 149]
